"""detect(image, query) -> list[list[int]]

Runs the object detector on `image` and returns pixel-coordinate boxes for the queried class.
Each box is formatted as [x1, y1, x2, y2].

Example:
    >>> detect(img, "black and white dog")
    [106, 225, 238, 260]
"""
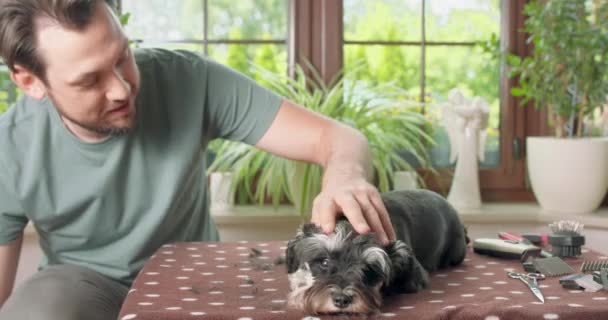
[285, 189, 469, 314]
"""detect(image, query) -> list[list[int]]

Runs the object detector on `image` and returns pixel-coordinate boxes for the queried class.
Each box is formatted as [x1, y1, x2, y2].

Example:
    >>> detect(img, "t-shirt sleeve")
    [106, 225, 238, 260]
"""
[203, 58, 283, 145]
[0, 176, 28, 244]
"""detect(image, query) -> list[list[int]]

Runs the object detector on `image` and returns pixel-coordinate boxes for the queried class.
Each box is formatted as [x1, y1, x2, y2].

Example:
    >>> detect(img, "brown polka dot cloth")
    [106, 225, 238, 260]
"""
[118, 241, 608, 320]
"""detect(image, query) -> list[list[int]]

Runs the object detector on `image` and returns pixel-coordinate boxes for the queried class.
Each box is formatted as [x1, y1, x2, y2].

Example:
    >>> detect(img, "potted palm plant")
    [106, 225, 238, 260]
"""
[508, 0, 608, 214]
[207, 63, 434, 216]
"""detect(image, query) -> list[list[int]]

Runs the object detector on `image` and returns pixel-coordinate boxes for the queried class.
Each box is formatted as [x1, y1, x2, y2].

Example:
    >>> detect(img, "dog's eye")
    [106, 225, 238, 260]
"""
[320, 258, 330, 269]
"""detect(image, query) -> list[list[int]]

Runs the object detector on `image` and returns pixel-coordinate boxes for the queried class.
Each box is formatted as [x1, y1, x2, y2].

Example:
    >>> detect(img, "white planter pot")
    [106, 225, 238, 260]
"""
[393, 171, 419, 191]
[527, 137, 608, 214]
[209, 172, 235, 212]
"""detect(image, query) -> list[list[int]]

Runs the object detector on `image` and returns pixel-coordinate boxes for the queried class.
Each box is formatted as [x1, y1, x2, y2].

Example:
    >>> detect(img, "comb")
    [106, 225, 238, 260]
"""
[532, 256, 575, 277]
[580, 260, 608, 272]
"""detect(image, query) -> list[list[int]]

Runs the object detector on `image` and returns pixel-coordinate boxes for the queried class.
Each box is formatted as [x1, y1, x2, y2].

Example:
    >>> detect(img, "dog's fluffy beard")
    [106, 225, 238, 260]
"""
[286, 221, 427, 315]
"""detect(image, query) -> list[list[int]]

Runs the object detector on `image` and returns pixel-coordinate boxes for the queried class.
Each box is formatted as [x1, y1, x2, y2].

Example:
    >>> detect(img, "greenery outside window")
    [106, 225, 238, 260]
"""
[0, 65, 19, 114]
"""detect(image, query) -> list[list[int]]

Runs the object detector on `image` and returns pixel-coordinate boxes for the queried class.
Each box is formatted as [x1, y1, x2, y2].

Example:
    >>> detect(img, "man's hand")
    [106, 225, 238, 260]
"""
[0, 233, 22, 308]
[310, 171, 396, 245]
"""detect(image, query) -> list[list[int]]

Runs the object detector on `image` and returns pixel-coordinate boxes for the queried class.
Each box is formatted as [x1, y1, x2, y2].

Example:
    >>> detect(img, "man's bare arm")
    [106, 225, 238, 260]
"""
[0, 233, 23, 308]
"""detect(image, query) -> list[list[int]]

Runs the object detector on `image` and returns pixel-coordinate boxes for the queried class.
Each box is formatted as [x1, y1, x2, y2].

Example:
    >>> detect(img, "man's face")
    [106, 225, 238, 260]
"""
[37, 2, 140, 140]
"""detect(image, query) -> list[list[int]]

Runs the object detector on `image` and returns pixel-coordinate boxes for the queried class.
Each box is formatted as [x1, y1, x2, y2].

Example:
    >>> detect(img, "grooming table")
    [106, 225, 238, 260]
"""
[118, 241, 608, 320]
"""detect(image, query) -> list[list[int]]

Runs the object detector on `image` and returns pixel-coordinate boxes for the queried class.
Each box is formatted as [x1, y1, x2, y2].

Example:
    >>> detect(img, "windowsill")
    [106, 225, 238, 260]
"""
[210, 202, 608, 230]
[456, 203, 608, 229]
[23, 202, 608, 237]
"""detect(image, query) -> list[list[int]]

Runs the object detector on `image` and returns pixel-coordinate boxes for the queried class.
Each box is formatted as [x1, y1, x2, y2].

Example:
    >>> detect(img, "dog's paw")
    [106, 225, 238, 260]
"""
[384, 241, 429, 294]
[399, 261, 429, 293]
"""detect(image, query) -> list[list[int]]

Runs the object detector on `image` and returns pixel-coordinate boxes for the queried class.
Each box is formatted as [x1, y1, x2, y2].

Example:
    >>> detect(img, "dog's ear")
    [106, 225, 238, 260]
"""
[300, 222, 321, 236]
[286, 223, 320, 273]
[285, 238, 300, 273]
[384, 240, 429, 294]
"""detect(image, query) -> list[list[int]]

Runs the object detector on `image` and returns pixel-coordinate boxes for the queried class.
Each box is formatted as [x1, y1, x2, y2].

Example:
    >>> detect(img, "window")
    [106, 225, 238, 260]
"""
[340, 0, 530, 200]
[343, 0, 501, 168]
[120, 0, 289, 80]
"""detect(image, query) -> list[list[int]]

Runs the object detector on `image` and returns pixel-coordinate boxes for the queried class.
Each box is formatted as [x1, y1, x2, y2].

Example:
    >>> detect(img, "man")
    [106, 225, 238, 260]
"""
[0, 1, 396, 319]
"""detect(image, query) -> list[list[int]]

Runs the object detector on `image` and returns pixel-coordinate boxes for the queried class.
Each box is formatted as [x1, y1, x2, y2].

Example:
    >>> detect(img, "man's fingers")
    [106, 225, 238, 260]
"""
[370, 193, 396, 243]
[335, 194, 369, 234]
[311, 196, 337, 234]
[354, 193, 389, 244]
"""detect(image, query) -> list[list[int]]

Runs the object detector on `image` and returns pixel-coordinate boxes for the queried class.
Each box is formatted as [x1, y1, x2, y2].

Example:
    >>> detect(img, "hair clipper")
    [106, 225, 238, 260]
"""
[473, 238, 543, 261]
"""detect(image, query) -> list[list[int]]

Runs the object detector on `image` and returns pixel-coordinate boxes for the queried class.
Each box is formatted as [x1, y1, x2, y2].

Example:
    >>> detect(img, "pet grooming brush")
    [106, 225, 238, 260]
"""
[548, 220, 585, 257]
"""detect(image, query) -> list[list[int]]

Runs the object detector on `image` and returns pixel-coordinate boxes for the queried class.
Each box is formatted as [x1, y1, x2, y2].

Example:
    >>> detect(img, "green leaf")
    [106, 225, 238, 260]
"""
[119, 13, 131, 27]
[510, 87, 526, 97]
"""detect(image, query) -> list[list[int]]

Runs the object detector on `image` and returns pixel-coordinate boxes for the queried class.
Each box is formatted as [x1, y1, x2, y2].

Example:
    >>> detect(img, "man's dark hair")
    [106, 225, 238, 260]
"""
[0, 0, 116, 83]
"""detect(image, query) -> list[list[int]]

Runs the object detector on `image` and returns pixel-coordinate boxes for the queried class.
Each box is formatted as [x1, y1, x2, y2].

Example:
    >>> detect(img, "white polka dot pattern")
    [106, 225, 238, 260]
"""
[117, 242, 608, 319]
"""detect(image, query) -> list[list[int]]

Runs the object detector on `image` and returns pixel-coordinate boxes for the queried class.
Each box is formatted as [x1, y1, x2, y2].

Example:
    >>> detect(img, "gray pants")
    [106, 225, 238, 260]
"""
[0, 264, 129, 320]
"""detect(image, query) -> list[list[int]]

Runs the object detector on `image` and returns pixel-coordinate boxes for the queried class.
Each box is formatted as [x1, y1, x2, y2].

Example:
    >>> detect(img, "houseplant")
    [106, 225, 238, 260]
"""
[207, 62, 434, 216]
[508, 0, 608, 214]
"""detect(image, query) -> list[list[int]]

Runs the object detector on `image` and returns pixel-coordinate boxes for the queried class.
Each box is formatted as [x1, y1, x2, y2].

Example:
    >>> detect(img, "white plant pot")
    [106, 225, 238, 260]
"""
[209, 172, 235, 212]
[527, 137, 608, 214]
[393, 171, 419, 191]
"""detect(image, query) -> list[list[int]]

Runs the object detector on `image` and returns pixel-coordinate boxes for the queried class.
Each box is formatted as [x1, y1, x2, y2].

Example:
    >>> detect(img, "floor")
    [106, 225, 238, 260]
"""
[14, 222, 608, 288]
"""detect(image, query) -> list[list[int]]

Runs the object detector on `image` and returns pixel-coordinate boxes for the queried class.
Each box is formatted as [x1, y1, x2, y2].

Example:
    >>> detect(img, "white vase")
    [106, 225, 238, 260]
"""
[209, 172, 235, 212]
[527, 137, 608, 214]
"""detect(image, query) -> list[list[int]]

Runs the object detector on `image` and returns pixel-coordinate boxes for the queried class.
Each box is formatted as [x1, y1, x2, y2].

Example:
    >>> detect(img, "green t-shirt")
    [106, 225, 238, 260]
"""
[0, 48, 282, 285]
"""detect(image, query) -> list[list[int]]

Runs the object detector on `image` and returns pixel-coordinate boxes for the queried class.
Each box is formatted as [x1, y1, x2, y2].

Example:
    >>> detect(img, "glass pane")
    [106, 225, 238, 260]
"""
[208, 0, 287, 39]
[425, 45, 500, 168]
[344, 0, 421, 42]
[426, 0, 500, 42]
[208, 44, 287, 88]
[344, 45, 421, 98]
[122, 0, 204, 40]
[0, 65, 19, 114]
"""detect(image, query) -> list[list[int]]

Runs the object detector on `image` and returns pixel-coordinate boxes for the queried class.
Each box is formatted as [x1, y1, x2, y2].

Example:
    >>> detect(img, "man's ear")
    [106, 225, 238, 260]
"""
[10, 65, 46, 100]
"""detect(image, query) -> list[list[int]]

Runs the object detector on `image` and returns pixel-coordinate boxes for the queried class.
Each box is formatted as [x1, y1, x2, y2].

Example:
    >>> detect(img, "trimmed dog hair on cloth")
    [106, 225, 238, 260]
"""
[285, 189, 468, 315]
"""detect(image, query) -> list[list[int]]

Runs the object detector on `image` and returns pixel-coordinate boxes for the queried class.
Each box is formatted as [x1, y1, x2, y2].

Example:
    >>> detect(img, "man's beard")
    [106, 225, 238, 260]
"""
[48, 95, 136, 137]
[59, 108, 135, 136]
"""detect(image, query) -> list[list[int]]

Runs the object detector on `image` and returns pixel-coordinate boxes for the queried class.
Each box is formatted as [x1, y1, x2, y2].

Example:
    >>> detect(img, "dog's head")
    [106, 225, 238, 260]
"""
[285, 220, 413, 315]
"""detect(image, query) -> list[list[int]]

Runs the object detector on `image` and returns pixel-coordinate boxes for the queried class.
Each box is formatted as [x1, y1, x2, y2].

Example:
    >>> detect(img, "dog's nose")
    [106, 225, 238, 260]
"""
[332, 293, 353, 309]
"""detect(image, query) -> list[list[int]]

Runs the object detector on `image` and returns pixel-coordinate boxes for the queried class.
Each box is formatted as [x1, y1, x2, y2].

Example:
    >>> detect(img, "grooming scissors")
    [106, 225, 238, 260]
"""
[507, 271, 546, 303]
